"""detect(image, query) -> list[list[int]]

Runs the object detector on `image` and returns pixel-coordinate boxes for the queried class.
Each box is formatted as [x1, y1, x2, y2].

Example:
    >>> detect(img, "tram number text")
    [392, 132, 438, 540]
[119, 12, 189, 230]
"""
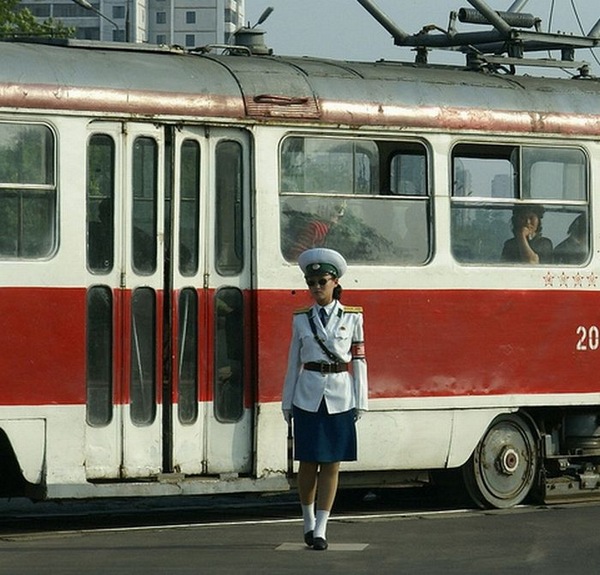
[576, 325, 600, 351]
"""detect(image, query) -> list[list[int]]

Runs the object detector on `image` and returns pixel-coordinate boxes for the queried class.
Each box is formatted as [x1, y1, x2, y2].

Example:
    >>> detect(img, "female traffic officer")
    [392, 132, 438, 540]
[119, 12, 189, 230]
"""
[282, 248, 368, 551]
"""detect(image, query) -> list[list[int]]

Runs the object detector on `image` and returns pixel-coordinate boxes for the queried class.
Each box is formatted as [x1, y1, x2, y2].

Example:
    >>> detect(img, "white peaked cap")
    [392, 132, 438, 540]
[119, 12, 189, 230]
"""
[298, 248, 347, 278]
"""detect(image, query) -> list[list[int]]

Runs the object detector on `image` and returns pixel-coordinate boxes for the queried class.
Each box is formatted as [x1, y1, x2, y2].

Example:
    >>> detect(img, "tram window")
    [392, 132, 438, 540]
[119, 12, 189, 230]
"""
[0, 123, 55, 259]
[179, 140, 200, 276]
[130, 287, 157, 426]
[215, 140, 243, 275]
[86, 286, 113, 427]
[87, 134, 115, 273]
[178, 288, 198, 425]
[132, 137, 158, 275]
[523, 147, 586, 201]
[214, 287, 244, 423]
[390, 153, 427, 196]
[280, 136, 430, 265]
[281, 138, 378, 194]
[451, 144, 589, 265]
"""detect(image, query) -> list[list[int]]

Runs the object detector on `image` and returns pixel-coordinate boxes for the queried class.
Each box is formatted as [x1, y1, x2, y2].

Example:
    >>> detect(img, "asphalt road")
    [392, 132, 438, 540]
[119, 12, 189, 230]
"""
[0, 490, 598, 574]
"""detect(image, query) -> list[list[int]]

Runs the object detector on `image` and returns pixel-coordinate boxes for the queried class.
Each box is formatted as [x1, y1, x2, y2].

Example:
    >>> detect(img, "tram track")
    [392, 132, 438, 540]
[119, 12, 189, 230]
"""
[1, 486, 599, 539]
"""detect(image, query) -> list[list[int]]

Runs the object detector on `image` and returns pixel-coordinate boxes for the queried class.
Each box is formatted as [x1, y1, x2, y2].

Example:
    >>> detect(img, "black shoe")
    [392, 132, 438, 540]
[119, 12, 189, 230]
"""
[304, 530, 314, 547]
[313, 537, 328, 551]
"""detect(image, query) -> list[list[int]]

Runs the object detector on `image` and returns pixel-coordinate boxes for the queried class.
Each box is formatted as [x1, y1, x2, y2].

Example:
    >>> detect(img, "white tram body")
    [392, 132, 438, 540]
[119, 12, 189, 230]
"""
[1, 35, 600, 507]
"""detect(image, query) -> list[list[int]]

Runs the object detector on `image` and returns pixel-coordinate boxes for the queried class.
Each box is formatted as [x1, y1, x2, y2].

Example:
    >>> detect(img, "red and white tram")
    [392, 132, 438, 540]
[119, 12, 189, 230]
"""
[1, 8, 600, 508]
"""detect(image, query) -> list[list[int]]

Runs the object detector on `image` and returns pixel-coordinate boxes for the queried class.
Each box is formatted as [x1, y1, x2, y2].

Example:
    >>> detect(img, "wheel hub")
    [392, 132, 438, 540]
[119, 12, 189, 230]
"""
[498, 446, 519, 474]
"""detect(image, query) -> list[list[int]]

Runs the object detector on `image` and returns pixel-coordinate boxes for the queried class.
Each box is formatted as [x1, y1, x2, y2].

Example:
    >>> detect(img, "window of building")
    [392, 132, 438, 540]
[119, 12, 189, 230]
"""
[280, 136, 430, 265]
[185, 34, 195, 47]
[156, 11, 166, 24]
[54, 3, 96, 17]
[0, 123, 56, 259]
[156, 34, 166, 44]
[186, 11, 196, 24]
[76, 26, 100, 40]
[224, 9, 236, 25]
[26, 5, 51, 17]
[451, 143, 589, 265]
[112, 5, 125, 19]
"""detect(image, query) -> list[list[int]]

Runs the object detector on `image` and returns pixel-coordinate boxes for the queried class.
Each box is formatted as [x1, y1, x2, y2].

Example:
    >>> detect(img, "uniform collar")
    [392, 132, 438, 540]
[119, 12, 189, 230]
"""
[318, 300, 338, 316]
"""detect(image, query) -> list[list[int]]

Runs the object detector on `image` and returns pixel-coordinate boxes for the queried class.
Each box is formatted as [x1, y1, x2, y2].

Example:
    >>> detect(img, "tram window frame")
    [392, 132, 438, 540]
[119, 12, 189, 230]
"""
[215, 140, 244, 276]
[178, 287, 198, 425]
[130, 286, 157, 426]
[451, 143, 590, 266]
[87, 134, 115, 274]
[178, 139, 200, 276]
[0, 123, 56, 259]
[214, 287, 244, 423]
[132, 136, 158, 275]
[86, 285, 113, 427]
[279, 135, 431, 265]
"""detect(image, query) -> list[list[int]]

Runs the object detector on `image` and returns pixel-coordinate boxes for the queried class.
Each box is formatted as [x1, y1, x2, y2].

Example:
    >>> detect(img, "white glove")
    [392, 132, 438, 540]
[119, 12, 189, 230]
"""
[283, 409, 292, 424]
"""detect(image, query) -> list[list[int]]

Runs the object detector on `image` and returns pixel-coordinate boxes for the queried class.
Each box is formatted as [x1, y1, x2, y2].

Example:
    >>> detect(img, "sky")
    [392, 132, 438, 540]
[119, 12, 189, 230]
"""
[244, 1, 600, 74]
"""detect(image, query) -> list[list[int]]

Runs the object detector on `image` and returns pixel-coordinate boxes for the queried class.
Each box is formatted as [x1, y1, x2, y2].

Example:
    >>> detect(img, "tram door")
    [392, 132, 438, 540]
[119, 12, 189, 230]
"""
[171, 127, 253, 476]
[85, 122, 253, 480]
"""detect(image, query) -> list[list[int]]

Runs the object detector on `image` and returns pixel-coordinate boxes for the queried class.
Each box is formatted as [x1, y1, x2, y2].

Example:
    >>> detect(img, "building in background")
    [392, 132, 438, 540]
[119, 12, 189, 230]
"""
[19, 0, 244, 45]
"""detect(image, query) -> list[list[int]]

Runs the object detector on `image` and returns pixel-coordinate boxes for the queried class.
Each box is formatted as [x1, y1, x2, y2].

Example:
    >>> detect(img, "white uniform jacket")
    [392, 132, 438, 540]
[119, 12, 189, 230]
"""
[282, 301, 368, 414]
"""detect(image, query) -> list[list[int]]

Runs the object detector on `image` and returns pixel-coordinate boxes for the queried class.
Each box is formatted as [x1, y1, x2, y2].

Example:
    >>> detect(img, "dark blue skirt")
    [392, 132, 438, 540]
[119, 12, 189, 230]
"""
[293, 400, 357, 462]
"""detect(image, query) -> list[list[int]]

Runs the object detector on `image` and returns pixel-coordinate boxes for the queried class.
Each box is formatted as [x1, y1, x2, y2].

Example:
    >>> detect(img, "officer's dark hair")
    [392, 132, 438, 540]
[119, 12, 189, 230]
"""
[333, 284, 343, 301]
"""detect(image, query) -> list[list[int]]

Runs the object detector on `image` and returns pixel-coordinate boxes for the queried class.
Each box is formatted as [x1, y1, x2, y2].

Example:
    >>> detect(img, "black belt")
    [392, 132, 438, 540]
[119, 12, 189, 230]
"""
[304, 362, 349, 374]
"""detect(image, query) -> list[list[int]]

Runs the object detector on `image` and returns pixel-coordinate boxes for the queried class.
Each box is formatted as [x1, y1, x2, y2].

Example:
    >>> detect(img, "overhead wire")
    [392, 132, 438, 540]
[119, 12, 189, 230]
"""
[569, 0, 600, 68]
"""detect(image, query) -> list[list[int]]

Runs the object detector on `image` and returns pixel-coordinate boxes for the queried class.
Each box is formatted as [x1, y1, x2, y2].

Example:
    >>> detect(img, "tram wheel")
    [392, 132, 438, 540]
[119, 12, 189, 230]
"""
[462, 413, 539, 509]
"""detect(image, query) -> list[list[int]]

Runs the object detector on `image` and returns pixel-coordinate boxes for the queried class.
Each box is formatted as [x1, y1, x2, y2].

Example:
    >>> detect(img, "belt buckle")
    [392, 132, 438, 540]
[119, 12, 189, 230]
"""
[320, 363, 328, 374]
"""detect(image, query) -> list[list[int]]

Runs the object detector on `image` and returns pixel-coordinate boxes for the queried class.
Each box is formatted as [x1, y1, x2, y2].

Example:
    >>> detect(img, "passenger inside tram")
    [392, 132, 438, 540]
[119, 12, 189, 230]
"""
[283, 201, 345, 260]
[554, 213, 588, 265]
[88, 197, 114, 272]
[501, 204, 553, 264]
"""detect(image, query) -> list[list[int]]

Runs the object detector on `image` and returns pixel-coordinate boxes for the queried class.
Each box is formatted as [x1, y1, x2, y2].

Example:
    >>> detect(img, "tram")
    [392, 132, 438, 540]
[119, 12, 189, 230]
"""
[1, 1, 600, 509]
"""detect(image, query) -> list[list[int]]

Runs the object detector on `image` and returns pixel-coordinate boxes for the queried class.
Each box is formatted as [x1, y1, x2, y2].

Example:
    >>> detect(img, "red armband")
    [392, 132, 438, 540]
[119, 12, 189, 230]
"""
[351, 341, 365, 359]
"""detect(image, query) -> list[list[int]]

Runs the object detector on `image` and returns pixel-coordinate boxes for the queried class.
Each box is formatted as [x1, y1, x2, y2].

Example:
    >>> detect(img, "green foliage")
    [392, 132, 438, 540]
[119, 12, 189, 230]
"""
[326, 209, 397, 261]
[0, 0, 74, 38]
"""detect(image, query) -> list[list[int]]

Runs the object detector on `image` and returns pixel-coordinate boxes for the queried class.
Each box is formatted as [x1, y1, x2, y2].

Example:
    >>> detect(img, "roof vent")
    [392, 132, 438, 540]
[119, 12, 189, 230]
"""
[233, 27, 272, 56]
[233, 7, 274, 56]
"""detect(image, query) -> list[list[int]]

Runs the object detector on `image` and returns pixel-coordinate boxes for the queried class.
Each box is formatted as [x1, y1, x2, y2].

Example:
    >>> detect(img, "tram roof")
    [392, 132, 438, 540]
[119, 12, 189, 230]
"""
[1, 39, 600, 133]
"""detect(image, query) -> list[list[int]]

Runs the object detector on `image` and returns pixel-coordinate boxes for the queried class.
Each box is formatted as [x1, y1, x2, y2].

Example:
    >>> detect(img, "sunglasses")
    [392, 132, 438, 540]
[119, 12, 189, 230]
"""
[306, 277, 333, 287]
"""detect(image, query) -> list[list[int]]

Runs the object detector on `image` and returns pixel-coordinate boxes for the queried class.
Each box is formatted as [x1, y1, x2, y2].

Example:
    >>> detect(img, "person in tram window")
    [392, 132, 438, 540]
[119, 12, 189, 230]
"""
[501, 204, 553, 264]
[285, 202, 345, 260]
[88, 197, 114, 272]
[282, 248, 368, 551]
[554, 213, 588, 265]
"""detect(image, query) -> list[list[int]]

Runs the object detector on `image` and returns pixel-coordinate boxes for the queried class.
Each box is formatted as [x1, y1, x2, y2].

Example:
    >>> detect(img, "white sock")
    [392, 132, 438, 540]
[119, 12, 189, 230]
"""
[301, 503, 315, 534]
[314, 509, 330, 539]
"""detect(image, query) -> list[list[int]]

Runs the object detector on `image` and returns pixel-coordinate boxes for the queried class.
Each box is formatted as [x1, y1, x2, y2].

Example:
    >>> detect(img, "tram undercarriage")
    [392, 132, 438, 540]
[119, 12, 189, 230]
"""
[451, 409, 600, 508]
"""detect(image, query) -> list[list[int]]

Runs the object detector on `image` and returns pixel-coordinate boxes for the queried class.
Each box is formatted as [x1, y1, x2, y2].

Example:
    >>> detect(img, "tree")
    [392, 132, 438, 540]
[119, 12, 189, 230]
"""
[0, 0, 74, 38]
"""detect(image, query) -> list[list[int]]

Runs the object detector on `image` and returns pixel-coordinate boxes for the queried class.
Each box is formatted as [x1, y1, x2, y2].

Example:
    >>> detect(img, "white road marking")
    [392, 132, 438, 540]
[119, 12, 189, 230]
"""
[276, 543, 369, 551]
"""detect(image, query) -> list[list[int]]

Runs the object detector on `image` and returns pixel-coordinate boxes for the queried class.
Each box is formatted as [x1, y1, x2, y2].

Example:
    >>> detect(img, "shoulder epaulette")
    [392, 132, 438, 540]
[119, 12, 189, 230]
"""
[343, 306, 363, 313]
[293, 306, 312, 315]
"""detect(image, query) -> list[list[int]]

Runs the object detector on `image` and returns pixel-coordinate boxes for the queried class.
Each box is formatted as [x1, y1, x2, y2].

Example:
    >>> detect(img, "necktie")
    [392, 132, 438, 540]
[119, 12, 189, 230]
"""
[319, 307, 328, 327]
